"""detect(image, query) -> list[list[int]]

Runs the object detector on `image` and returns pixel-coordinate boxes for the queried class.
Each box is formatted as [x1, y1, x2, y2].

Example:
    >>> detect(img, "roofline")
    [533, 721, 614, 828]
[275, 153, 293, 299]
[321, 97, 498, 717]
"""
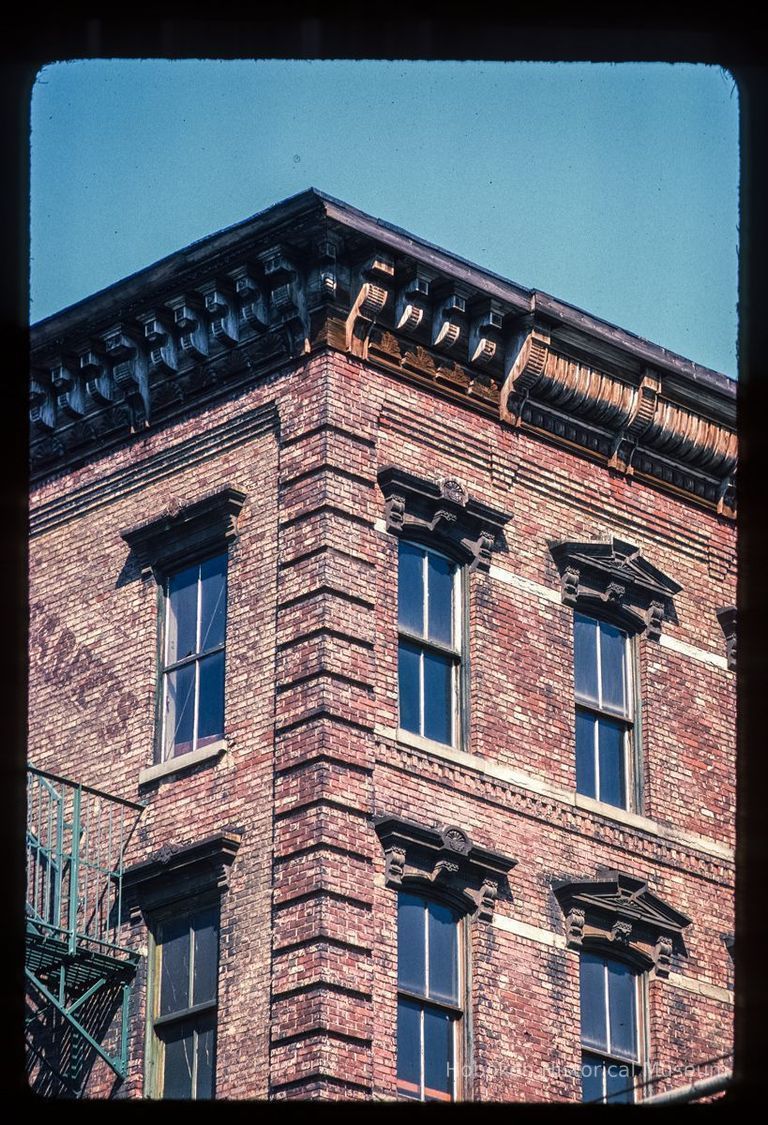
[32, 187, 735, 397]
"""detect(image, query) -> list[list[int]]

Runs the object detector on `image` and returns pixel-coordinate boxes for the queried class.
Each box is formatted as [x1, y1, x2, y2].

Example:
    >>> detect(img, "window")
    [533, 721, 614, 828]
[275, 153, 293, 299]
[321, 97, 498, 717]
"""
[573, 612, 635, 809]
[149, 904, 219, 1099]
[397, 542, 461, 746]
[396, 891, 463, 1101]
[580, 951, 643, 1104]
[160, 554, 227, 762]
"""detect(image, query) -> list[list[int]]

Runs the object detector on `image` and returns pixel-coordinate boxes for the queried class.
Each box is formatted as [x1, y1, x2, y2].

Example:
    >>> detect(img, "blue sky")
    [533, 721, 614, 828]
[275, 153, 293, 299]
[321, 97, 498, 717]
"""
[30, 60, 739, 377]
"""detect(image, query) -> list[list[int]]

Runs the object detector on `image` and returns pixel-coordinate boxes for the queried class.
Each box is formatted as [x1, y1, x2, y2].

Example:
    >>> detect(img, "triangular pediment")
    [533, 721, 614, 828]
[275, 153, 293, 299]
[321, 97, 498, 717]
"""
[553, 872, 691, 935]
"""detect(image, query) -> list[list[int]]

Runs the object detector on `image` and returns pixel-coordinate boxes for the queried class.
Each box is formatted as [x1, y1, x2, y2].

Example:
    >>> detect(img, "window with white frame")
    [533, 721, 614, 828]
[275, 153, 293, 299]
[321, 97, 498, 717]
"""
[160, 554, 227, 762]
[397, 541, 461, 746]
[573, 612, 635, 809]
[580, 950, 643, 1104]
[396, 891, 463, 1101]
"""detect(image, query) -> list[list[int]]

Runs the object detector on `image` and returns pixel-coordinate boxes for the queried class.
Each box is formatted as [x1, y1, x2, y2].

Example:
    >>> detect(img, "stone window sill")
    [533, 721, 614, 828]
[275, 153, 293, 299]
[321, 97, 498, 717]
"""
[138, 740, 227, 786]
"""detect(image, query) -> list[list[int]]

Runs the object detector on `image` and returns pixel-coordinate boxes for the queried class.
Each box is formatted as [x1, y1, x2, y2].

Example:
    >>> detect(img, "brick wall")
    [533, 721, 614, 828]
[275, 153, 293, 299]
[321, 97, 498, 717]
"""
[28, 345, 735, 1100]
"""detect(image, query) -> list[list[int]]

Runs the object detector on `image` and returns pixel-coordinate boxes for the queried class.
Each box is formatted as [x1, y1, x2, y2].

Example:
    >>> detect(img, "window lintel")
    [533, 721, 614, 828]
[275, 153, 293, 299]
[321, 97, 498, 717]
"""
[123, 828, 243, 919]
[120, 485, 247, 578]
[374, 813, 516, 923]
[553, 869, 691, 978]
[378, 466, 511, 571]
[549, 536, 681, 640]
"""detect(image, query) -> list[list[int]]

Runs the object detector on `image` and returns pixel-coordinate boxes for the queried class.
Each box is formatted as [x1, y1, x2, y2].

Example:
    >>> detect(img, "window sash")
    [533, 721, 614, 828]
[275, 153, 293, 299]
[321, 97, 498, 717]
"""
[580, 954, 641, 1104]
[574, 613, 632, 721]
[160, 554, 227, 761]
[575, 708, 631, 808]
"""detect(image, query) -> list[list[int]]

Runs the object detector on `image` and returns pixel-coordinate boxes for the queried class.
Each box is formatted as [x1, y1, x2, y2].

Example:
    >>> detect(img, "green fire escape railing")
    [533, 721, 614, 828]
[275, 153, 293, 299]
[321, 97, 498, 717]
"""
[26, 766, 145, 1094]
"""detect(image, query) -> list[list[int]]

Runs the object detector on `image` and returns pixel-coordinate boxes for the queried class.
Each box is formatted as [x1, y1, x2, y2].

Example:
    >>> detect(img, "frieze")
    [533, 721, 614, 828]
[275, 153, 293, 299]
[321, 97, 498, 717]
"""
[375, 739, 734, 888]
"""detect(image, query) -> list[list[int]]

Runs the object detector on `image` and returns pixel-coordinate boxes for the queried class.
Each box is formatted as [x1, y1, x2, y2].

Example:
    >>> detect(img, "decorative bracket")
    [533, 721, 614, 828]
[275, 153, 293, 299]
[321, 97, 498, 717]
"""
[120, 485, 247, 578]
[549, 536, 682, 639]
[374, 815, 516, 923]
[553, 870, 691, 978]
[378, 465, 511, 572]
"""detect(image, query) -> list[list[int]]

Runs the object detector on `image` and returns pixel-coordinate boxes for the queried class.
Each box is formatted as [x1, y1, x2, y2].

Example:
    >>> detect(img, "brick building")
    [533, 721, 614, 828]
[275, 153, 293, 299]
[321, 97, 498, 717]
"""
[26, 189, 736, 1102]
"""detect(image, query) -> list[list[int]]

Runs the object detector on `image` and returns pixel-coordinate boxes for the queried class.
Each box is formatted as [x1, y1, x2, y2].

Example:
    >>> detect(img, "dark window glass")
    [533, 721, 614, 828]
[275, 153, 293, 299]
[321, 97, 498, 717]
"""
[397, 542, 459, 747]
[573, 613, 632, 808]
[427, 553, 454, 647]
[574, 613, 599, 703]
[600, 622, 626, 713]
[598, 718, 626, 809]
[424, 1007, 453, 1100]
[428, 901, 459, 1005]
[397, 893, 426, 994]
[607, 959, 637, 1059]
[398, 640, 421, 736]
[398, 542, 424, 636]
[580, 953, 640, 1105]
[396, 997, 422, 1098]
[397, 893, 460, 1102]
[154, 908, 219, 1100]
[162, 554, 227, 760]
[575, 711, 597, 799]
[423, 650, 452, 745]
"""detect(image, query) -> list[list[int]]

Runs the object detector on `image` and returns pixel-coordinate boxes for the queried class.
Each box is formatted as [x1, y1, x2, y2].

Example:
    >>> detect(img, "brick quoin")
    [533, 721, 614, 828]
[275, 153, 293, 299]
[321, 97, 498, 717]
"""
[27, 191, 735, 1103]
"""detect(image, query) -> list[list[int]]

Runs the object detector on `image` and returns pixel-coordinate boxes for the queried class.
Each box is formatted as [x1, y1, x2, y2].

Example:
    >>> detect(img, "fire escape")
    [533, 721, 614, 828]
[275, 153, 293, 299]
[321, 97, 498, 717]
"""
[25, 766, 144, 1097]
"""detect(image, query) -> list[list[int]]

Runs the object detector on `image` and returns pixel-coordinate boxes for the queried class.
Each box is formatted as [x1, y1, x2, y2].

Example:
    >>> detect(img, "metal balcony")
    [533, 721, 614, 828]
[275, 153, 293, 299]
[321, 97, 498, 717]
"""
[25, 766, 144, 1097]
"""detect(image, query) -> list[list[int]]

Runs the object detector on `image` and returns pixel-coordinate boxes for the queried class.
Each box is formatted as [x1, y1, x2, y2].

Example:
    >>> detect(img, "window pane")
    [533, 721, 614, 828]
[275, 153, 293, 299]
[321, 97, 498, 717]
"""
[161, 1022, 194, 1098]
[574, 613, 598, 703]
[160, 917, 191, 1016]
[581, 1053, 605, 1103]
[199, 555, 226, 652]
[427, 902, 458, 1005]
[598, 717, 626, 809]
[197, 651, 225, 747]
[398, 640, 421, 735]
[396, 997, 422, 1098]
[575, 710, 597, 799]
[398, 542, 424, 635]
[427, 553, 454, 648]
[167, 564, 199, 664]
[195, 1017, 216, 1099]
[600, 622, 627, 714]
[423, 650, 452, 745]
[192, 907, 219, 1006]
[607, 959, 637, 1060]
[605, 1060, 635, 1103]
[424, 1007, 453, 1100]
[164, 663, 196, 759]
[580, 953, 607, 1052]
[398, 893, 426, 994]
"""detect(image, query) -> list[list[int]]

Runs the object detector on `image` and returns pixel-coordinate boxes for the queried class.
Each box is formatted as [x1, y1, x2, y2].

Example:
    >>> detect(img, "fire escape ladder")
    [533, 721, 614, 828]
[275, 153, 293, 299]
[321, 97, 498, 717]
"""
[25, 766, 144, 1095]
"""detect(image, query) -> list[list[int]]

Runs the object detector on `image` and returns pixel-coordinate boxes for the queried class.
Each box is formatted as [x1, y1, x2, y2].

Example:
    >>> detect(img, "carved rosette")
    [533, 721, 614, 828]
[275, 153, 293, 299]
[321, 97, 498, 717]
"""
[378, 466, 511, 573]
[373, 815, 516, 924]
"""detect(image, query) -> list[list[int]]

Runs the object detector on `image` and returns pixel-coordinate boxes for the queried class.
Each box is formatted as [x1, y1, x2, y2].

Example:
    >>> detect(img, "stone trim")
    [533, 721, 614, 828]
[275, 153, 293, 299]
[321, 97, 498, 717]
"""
[716, 606, 737, 671]
[377, 465, 511, 571]
[373, 814, 516, 922]
[549, 536, 682, 639]
[120, 485, 246, 578]
[122, 828, 243, 917]
[552, 870, 692, 978]
[137, 739, 227, 786]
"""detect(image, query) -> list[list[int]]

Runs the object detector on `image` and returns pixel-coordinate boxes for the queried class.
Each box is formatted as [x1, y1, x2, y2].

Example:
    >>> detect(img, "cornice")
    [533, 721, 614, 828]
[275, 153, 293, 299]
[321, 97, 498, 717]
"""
[30, 190, 736, 515]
